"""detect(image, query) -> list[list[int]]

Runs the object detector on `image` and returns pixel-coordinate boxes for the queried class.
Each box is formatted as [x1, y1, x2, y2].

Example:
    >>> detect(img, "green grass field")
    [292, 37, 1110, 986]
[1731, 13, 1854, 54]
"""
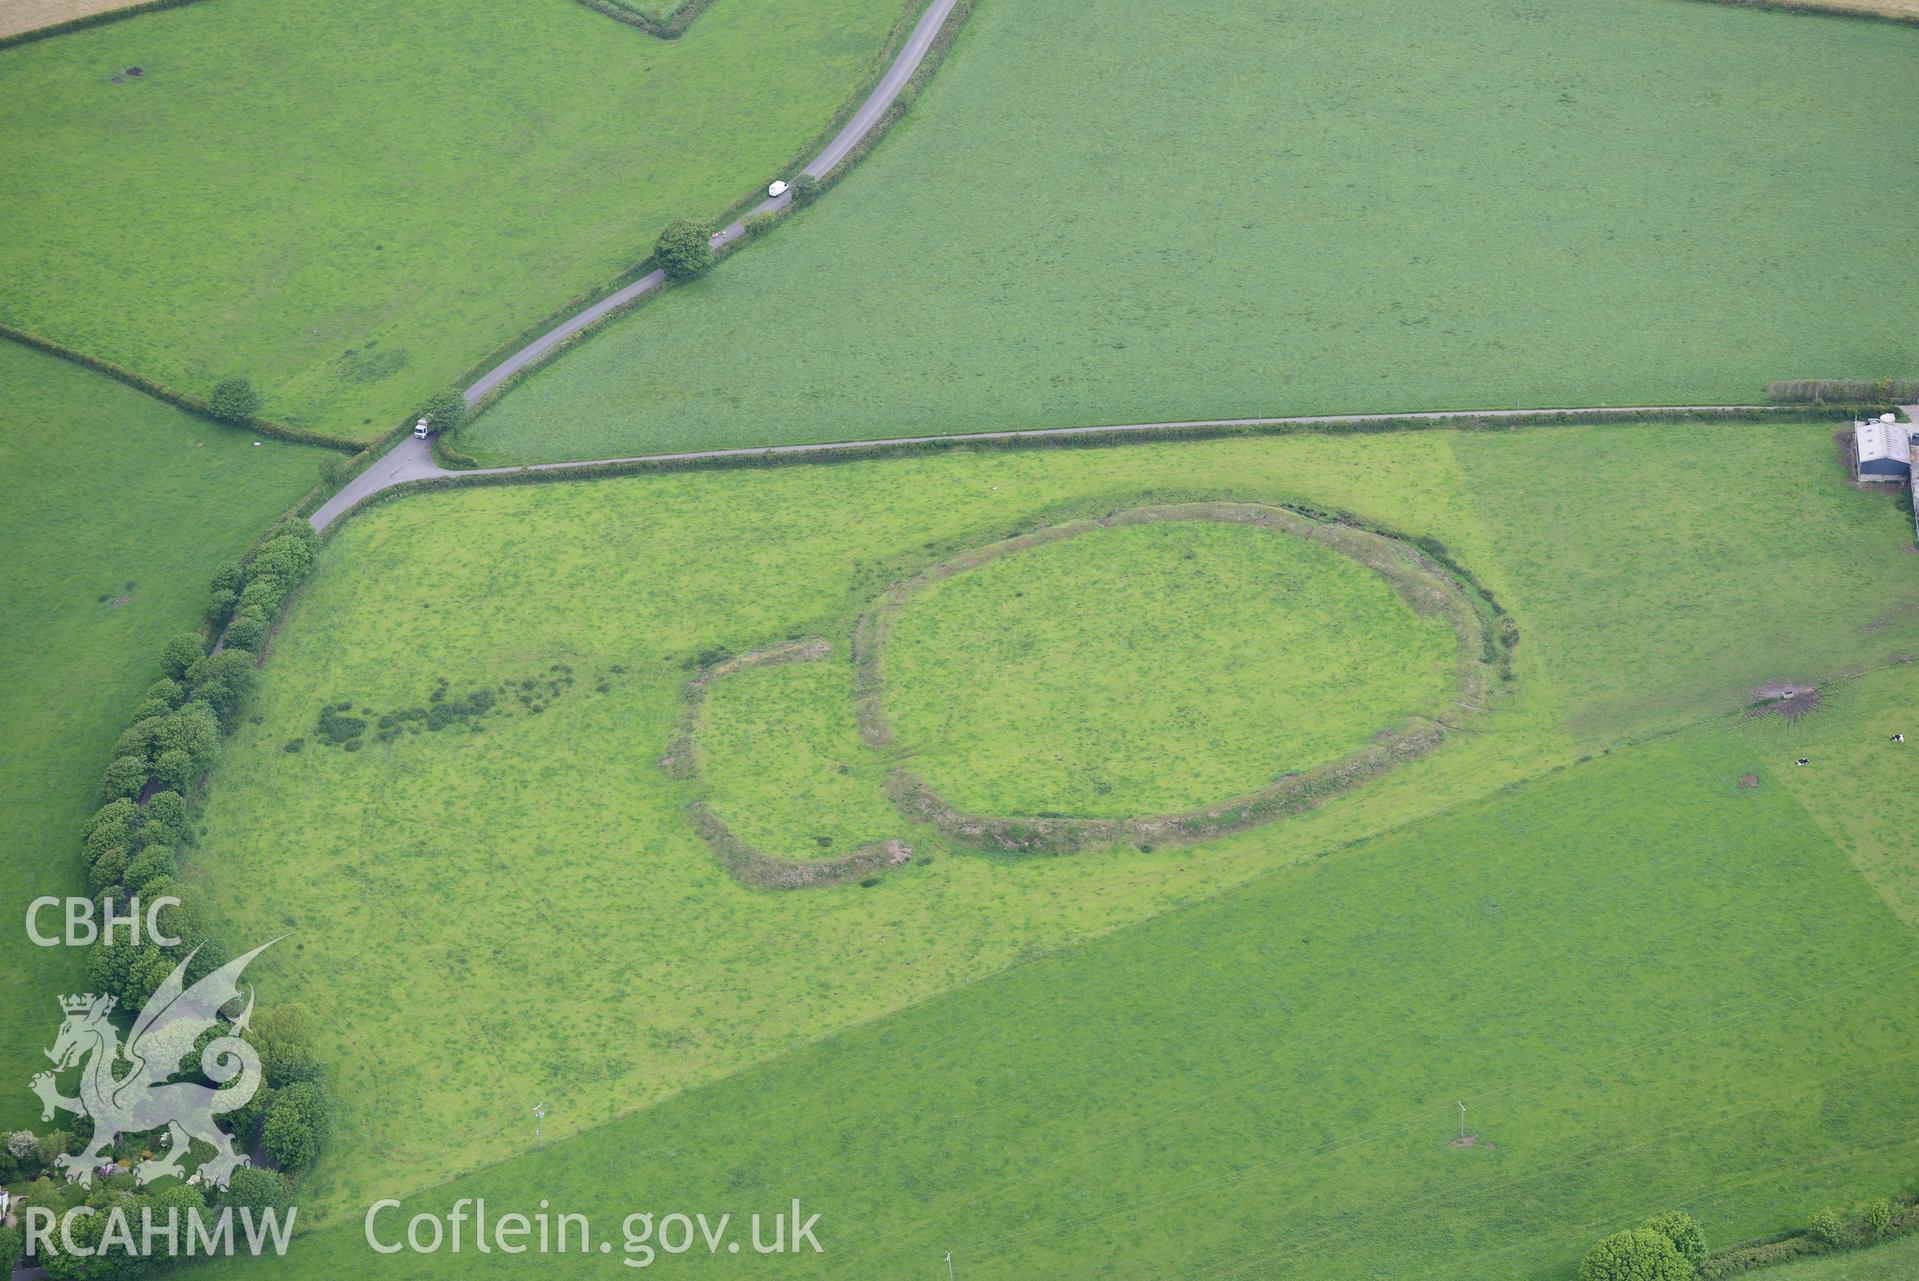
[462, 0, 1919, 464]
[206, 705, 1919, 1279]
[0, 341, 326, 1128]
[880, 518, 1459, 817]
[179, 417, 1919, 1247]
[0, 0, 907, 440]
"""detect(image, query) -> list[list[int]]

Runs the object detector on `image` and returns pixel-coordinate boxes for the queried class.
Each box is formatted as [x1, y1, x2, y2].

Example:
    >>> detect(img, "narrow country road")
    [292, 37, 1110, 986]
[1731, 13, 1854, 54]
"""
[311, 404, 1782, 532]
[455, 0, 964, 407]
[314, 0, 962, 532]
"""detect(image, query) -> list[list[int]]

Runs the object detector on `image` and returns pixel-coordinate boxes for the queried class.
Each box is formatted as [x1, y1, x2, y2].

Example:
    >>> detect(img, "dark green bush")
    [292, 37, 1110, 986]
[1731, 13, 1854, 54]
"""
[205, 587, 239, 626]
[792, 172, 823, 207]
[315, 713, 365, 745]
[1581, 1229, 1693, 1281]
[1702, 1235, 1822, 1278]
[655, 218, 715, 281]
[207, 376, 263, 423]
[261, 1082, 330, 1169]
[160, 632, 206, 680]
[219, 1167, 291, 1216]
[154, 701, 220, 772]
[152, 747, 197, 793]
[1641, 1211, 1707, 1274]
[186, 648, 259, 730]
[421, 390, 468, 436]
[225, 611, 270, 651]
[740, 209, 784, 239]
[123, 846, 176, 894]
[144, 789, 188, 833]
[111, 716, 164, 762]
[100, 754, 149, 801]
[209, 560, 244, 597]
[87, 847, 129, 894]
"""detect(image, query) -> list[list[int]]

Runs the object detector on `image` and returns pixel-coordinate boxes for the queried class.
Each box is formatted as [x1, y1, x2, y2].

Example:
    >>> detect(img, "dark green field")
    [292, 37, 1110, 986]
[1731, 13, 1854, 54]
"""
[465, 0, 1919, 462]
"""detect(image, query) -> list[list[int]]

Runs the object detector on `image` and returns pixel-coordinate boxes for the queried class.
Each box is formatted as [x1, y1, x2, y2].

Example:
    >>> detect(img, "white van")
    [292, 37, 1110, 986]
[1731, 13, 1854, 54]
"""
[412, 417, 431, 440]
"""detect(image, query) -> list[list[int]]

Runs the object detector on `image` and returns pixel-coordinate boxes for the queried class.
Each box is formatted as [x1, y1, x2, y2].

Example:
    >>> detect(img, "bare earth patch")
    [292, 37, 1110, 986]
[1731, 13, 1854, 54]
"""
[1749, 683, 1824, 720]
[1739, 773, 1761, 789]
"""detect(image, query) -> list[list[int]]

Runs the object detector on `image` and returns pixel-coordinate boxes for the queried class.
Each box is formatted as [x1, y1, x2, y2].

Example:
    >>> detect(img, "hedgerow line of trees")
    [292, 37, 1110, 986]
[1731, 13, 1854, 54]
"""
[2, 521, 334, 1278]
[1582, 1193, 1919, 1281]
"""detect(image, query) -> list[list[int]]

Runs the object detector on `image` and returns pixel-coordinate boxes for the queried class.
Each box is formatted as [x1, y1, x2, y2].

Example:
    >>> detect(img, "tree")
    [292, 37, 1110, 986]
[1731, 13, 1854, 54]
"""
[151, 748, 196, 794]
[261, 1082, 330, 1169]
[654, 219, 715, 281]
[160, 633, 205, 681]
[223, 611, 270, 651]
[207, 376, 262, 423]
[219, 1167, 292, 1217]
[421, 390, 467, 436]
[1809, 1208, 1845, 1246]
[84, 803, 137, 870]
[1579, 1229, 1692, 1281]
[1640, 1211, 1706, 1273]
[0, 1226, 22, 1278]
[249, 1005, 324, 1087]
[187, 650, 258, 730]
[155, 702, 220, 770]
[100, 755, 149, 802]
[1866, 1199, 1893, 1236]
[144, 790, 188, 837]
[791, 172, 823, 207]
[110, 717, 164, 762]
[88, 847, 129, 894]
[123, 846, 175, 894]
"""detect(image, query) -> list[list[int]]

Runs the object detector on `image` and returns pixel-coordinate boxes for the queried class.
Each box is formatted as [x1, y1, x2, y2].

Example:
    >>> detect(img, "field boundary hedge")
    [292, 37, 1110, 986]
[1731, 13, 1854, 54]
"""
[0, 326, 361, 451]
[664, 639, 917, 889]
[322, 406, 1874, 537]
[1770, 378, 1919, 404]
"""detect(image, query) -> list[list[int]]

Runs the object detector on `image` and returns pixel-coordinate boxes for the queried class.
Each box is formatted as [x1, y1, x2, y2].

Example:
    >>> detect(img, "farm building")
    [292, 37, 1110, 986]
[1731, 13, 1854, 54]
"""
[1853, 414, 1912, 482]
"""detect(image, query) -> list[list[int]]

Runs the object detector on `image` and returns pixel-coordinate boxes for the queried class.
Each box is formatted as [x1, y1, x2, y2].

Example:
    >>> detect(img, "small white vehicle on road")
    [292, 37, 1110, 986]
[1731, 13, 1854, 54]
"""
[768, 179, 789, 198]
[412, 417, 431, 440]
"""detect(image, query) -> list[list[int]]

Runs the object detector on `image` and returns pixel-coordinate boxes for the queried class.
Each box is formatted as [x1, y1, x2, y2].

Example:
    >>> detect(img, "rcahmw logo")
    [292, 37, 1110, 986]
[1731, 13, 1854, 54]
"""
[21, 939, 297, 1262]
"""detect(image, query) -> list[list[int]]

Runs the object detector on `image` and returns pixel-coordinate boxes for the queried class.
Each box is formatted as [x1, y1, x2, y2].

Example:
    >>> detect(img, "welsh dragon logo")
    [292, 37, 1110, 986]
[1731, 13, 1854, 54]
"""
[29, 940, 273, 1189]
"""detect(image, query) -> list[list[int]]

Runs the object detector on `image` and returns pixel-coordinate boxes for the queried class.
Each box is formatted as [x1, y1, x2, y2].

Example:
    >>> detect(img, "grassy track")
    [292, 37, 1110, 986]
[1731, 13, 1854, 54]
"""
[202, 717, 1919, 1278]
[463, 0, 1919, 464]
[0, 341, 326, 1126]
[0, 0, 906, 439]
[179, 418, 1919, 1226]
